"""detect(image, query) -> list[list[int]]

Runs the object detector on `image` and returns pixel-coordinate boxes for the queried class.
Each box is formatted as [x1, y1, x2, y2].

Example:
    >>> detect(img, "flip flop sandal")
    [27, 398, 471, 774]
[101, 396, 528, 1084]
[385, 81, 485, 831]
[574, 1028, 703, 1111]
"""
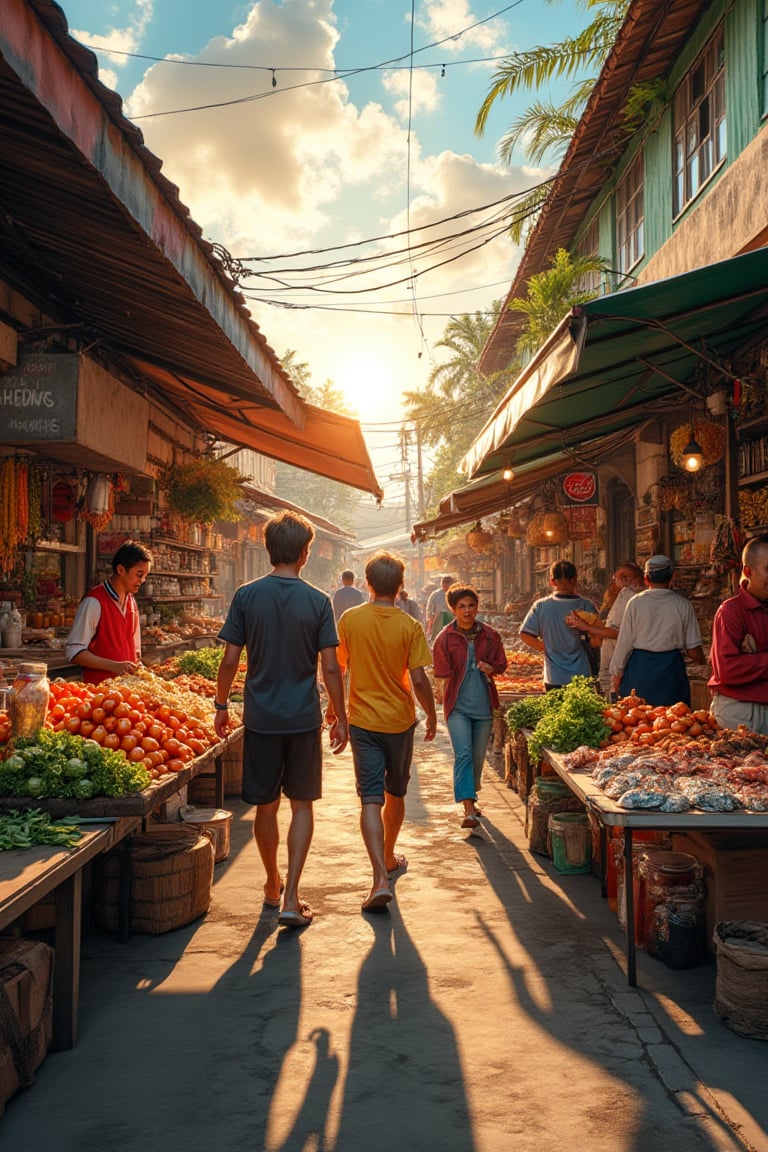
[361, 887, 392, 912]
[278, 903, 313, 928]
[263, 881, 285, 908]
[386, 854, 408, 877]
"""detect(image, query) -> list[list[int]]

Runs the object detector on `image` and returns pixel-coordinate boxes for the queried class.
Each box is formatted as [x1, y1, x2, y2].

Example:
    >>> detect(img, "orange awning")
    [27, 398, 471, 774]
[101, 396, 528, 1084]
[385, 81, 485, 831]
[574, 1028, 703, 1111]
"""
[135, 363, 383, 500]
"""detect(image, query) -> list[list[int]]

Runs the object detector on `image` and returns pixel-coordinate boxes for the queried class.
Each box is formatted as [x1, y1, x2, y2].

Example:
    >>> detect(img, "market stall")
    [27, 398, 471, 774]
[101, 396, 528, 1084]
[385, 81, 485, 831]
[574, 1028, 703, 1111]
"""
[542, 748, 768, 987]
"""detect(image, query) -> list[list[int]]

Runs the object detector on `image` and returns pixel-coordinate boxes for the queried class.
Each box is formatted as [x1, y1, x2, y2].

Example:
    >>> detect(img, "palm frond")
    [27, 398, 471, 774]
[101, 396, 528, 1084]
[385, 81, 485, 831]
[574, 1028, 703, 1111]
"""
[498, 102, 581, 167]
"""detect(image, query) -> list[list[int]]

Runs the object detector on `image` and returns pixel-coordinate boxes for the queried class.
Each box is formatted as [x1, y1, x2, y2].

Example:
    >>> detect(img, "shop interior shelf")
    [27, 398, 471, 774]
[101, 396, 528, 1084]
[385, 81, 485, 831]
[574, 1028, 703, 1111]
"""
[738, 469, 768, 487]
[138, 595, 222, 602]
[148, 536, 215, 552]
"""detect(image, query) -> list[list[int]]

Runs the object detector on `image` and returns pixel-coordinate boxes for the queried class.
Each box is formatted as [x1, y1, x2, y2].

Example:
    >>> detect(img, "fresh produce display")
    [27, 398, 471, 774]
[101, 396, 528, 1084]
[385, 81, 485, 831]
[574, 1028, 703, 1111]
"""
[526, 677, 610, 758]
[0, 808, 83, 851]
[506, 689, 565, 736]
[175, 648, 224, 678]
[503, 648, 543, 669]
[602, 691, 719, 747]
[0, 730, 150, 798]
[150, 651, 247, 698]
[496, 675, 544, 696]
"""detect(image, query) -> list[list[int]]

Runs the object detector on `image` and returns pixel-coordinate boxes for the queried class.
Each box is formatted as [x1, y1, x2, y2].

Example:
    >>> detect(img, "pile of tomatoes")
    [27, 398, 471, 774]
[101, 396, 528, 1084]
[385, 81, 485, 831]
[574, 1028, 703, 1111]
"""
[602, 691, 719, 747]
[44, 680, 218, 780]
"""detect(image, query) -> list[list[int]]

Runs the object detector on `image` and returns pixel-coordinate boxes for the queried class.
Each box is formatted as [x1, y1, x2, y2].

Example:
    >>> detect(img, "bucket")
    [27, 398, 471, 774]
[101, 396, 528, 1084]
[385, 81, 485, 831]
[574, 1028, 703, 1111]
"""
[93, 824, 214, 934]
[549, 812, 592, 874]
[180, 806, 232, 862]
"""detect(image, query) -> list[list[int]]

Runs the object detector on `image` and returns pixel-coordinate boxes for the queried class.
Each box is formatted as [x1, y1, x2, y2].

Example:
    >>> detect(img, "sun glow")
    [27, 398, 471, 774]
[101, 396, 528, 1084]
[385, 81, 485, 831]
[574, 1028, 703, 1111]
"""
[334, 352, 398, 417]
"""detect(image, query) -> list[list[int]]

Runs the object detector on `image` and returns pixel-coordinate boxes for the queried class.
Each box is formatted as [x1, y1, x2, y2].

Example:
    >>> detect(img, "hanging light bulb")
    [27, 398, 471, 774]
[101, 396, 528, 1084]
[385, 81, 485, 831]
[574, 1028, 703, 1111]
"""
[682, 410, 703, 472]
[502, 462, 515, 482]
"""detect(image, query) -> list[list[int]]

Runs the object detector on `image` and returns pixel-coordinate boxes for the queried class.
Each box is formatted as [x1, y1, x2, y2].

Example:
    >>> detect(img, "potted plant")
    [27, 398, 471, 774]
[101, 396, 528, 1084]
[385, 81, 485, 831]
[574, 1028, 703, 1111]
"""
[159, 456, 246, 524]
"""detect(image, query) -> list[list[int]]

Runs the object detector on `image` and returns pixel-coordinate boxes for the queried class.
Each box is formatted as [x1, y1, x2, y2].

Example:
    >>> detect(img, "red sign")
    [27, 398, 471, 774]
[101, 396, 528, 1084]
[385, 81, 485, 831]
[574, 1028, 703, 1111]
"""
[560, 471, 598, 505]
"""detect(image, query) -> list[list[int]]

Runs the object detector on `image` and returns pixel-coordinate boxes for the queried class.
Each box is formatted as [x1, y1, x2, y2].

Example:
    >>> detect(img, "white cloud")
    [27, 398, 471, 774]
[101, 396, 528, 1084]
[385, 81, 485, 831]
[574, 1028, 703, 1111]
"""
[71, 0, 154, 86]
[416, 0, 509, 56]
[381, 68, 441, 121]
[114, 0, 542, 431]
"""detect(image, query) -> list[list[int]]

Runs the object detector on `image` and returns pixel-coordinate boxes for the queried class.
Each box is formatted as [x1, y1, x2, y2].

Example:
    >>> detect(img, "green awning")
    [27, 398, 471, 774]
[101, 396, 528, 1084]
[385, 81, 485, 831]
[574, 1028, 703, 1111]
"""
[463, 247, 768, 480]
[412, 428, 635, 540]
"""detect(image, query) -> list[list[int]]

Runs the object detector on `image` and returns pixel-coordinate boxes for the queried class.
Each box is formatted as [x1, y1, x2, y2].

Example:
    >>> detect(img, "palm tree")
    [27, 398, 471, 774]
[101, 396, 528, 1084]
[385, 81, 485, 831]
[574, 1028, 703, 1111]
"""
[475, 0, 630, 165]
[509, 248, 608, 354]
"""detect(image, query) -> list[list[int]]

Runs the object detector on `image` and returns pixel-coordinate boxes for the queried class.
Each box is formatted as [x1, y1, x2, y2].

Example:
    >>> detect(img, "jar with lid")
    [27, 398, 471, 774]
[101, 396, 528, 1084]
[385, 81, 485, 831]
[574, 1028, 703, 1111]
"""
[10, 662, 50, 738]
[2, 608, 22, 650]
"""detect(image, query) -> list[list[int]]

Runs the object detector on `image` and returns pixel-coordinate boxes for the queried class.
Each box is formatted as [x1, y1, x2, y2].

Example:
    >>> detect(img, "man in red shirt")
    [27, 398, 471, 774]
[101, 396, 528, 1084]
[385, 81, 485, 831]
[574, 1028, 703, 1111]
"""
[709, 534, 768, 734]
[66, 541, 152, 684]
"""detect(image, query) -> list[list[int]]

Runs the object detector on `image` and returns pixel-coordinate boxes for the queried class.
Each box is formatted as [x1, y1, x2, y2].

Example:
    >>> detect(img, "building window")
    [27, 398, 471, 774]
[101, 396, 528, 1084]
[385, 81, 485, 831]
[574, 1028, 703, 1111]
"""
[575, 218, 603, 295]
[673, 28, 726, 216]
[616, 153, 644, 274]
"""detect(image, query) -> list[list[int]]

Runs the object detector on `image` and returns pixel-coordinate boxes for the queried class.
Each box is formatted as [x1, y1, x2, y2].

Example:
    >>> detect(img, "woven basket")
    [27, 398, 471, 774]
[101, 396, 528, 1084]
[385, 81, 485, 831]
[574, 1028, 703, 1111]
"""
[94, 824, 215, 935]
[714, 921, 768, 1039]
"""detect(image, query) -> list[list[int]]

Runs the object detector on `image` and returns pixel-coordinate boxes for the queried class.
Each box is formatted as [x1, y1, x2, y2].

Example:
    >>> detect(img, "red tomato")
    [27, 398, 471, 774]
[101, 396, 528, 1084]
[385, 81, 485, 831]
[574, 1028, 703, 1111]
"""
[79, 720, 96, 738]
[91, 707, 106, 724]
[116, 717, 132, 736]
[114, 702, 131, 719]
[104, 733, 122, 750]
[188, 738, 206, 755]
[147, 723, 164, 741]
[156, 705, 171, 722]
[49, 703, 66, 721]
[120, 734, 138, 752]
[162, 737, 181, 757]
[104, 716, 118, 733]
[91, 725, 107, 745]
[128, 709, 142, 725]
[65, 716, 81, 734]
[75, 702, 92, 720]
[128, 746, 146, 762]
[90, 693, 105, 709]
[140, 736, 160, 753]
[166, 758, 184, 772]
[102, 696, 118, 713]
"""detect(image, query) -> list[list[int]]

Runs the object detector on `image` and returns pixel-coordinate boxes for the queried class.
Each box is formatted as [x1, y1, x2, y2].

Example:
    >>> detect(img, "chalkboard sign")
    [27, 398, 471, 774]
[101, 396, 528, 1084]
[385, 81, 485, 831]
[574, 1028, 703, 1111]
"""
[0, 352, 78, 440]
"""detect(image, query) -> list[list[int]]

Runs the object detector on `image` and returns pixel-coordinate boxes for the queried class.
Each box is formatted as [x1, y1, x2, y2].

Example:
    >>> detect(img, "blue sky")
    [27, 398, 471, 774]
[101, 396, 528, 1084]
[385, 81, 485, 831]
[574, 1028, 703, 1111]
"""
[60, 1, 590, 498]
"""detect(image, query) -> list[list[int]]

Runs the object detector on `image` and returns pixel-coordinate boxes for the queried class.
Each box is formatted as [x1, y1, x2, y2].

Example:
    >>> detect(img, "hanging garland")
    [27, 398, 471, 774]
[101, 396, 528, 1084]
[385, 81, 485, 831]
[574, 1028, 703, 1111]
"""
[160, 457, 246, 524]
[669, 419, 726, 471]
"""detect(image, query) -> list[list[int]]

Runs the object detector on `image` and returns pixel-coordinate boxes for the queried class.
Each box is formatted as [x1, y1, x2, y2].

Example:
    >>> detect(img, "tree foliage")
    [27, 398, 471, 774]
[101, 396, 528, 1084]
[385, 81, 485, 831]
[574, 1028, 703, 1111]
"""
[508, 248, 608, 354]
[403, 305, 514, 513]
[475, 0, 630, 164]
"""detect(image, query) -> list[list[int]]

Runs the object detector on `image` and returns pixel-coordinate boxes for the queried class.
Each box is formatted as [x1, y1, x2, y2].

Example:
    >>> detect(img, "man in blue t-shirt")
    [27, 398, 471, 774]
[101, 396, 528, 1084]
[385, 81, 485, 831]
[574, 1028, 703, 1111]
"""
[520, 559, 598, 689]
[332, 570, 365, 622]
[214, 511, 348, 929]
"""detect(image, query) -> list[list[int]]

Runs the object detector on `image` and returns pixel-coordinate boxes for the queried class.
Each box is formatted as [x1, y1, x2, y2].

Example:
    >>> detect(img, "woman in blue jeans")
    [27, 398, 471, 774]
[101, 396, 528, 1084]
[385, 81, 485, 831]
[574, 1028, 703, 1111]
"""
[432, 584, 507, 829]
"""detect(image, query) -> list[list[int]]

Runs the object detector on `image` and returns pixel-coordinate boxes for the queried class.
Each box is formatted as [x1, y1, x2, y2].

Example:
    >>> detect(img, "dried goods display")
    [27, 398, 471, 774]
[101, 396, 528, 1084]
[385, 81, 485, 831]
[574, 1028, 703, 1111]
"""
[560, 692, 768, 812]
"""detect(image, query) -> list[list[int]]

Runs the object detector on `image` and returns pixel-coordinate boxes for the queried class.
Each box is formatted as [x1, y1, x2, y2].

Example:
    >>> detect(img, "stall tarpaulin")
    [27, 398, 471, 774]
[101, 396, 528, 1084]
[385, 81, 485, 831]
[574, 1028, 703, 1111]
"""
[462, 247, 768, 480]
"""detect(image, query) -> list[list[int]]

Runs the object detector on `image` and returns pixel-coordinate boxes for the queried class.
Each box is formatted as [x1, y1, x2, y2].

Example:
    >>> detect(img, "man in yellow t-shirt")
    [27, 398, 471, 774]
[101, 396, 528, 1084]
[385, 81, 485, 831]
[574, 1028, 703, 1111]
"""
[334, 551, 437, 913]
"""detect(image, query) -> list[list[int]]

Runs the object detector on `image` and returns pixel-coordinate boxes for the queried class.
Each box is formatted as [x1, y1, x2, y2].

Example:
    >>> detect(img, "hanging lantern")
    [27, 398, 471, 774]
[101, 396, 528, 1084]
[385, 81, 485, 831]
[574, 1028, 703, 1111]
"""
[669, 417, 725, 471]
[465, 521, 493, 552]
[541, 510, 569, 544]
[52, 480, 77, 522]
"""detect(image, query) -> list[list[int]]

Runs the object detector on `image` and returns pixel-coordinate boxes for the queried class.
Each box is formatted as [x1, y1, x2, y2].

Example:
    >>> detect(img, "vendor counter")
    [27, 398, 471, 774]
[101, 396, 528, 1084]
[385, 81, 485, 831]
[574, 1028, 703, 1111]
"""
[541, 747, 768, 987]
[0, 634, 222, 679]
[0, 727, 243, 1049]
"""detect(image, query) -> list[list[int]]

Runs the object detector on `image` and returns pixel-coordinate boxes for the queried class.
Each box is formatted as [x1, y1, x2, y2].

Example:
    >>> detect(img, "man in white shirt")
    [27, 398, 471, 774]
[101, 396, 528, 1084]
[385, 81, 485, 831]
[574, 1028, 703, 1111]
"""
[609, 554, 705, 706]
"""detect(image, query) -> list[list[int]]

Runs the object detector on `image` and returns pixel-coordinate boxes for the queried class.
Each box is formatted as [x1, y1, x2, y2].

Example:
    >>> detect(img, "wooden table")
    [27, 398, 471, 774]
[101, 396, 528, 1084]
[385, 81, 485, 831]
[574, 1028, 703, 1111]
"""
[542, 749, 768, 987]
[0, 816, 140, 1050]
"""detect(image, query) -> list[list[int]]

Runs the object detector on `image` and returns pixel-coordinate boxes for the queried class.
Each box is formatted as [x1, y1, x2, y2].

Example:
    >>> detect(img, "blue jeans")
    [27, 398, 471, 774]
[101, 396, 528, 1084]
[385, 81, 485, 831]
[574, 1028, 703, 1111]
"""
[446, 710, 492, 802]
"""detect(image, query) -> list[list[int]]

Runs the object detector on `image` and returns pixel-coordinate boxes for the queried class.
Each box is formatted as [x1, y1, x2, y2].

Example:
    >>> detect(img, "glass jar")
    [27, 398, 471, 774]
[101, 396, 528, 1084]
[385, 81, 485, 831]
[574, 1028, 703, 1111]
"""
[10, 662, 50, 739]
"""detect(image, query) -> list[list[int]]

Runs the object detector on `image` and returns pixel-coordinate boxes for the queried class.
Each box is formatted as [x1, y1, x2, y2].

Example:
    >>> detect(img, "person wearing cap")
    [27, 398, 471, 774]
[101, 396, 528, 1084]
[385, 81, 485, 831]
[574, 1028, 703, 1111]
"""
[708, 534, 768, 734]
[520, 559, 599, 689]
[609, 555, 705, 706]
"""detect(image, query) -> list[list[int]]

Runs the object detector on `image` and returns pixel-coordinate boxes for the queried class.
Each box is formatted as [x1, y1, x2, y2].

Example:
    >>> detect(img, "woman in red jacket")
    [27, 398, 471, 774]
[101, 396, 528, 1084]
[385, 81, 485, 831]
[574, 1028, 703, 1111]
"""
[432, 584, 507, 829]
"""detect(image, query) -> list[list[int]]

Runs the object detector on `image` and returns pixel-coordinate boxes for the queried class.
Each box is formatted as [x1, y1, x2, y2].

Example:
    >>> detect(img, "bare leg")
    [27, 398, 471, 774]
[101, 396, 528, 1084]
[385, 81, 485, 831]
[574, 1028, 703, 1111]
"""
[360, 801, 390, 896]
[282, 799, 314, 914]
[254, 799, 282, 901]
[382, 793, 405, 872]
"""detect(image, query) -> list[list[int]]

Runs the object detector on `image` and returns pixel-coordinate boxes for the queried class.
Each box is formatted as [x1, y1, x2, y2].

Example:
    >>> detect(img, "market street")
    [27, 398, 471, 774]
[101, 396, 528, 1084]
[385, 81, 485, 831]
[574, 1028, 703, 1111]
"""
[2, 729, 766, 1152]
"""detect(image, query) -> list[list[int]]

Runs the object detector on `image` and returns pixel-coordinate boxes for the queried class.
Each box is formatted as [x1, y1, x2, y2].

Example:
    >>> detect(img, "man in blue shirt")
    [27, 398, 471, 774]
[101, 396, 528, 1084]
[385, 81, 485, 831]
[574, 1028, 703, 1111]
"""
[520, 560, 599, 689]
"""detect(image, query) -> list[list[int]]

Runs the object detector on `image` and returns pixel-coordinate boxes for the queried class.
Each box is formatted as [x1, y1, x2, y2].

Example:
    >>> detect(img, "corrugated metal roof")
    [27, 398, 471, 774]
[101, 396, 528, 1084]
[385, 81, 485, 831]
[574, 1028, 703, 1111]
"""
[479, 0, 710, 377]
[0, 0, 300, 418]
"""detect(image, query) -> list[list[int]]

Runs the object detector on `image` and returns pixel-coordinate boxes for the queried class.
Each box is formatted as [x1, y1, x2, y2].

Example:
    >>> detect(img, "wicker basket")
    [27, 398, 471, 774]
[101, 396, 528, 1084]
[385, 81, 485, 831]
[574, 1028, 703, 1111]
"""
[714, 921, 768, 1039]
[94, 824, 215, 934]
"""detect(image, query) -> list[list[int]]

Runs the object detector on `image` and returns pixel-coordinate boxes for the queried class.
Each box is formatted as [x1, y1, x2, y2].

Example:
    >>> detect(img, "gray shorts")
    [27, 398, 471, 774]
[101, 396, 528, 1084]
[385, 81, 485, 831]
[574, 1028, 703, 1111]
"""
[349, 723, 415, 805]
[242, 728, 322, 805]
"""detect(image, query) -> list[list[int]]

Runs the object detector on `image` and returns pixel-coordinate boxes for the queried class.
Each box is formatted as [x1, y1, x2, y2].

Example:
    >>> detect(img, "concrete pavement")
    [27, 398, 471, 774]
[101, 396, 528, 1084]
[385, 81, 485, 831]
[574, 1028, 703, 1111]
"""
[2, 728, 767, 1151]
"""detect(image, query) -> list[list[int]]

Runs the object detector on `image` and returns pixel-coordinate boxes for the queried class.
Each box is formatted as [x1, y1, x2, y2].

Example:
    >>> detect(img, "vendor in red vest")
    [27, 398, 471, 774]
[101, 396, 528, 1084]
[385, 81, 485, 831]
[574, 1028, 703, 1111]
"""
[66, 541, 152, 684]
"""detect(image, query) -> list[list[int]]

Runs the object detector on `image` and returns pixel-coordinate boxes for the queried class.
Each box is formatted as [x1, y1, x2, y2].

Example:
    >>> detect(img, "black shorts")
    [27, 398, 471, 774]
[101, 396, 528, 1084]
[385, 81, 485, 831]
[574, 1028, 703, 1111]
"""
[349, 723, 415, 805]
[242, 728, 323, 805]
